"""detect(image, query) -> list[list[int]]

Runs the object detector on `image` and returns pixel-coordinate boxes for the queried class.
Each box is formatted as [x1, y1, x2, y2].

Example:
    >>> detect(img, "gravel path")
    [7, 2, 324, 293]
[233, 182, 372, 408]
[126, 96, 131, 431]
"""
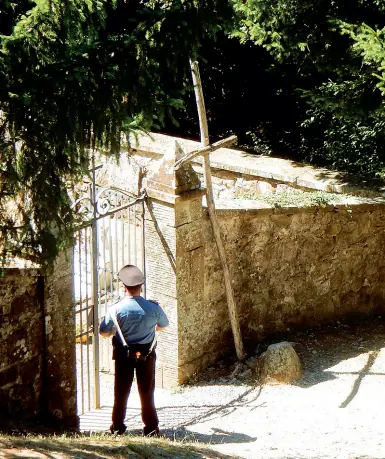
[79, 319, 385, 458]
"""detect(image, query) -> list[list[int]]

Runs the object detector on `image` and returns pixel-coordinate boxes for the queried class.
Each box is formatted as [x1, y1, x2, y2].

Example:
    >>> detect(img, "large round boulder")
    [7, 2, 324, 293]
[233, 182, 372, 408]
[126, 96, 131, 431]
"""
[258, 341, 302, 383]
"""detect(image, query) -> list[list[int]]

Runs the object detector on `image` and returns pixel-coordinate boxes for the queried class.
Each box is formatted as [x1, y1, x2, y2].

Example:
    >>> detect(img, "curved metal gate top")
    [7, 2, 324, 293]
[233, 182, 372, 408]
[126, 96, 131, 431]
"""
[73, 177, 146, 415]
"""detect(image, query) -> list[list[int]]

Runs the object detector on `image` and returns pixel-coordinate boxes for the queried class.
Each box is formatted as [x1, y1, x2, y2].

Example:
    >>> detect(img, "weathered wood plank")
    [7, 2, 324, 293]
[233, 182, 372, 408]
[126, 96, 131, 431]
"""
[173, 135, 237, 170]
[190, 60, 245, 361]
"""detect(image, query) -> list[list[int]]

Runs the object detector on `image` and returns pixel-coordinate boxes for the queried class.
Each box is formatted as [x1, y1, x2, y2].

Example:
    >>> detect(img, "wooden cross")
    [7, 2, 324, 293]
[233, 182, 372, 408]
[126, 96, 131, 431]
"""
[174, 61, 245, 361]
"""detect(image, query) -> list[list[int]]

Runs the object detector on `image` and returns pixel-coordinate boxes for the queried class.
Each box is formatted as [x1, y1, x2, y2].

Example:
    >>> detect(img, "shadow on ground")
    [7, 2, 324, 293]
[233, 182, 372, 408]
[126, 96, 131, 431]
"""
[0, 434, 238, 459]
[125, 426, 258, 445]
[185, 315, 385, 412]
[95, 386, 262, 443]
[288, 317, 385, 389]
[187, 315, 384, 382]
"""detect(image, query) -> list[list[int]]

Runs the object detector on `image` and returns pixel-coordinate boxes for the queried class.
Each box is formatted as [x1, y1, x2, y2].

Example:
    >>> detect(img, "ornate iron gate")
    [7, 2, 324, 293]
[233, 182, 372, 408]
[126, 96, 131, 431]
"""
[73, 178, 146, 415]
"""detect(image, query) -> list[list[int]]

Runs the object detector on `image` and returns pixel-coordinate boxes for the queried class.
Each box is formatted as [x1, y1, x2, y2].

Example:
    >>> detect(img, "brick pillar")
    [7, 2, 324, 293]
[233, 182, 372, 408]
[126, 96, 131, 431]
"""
[145, 141, 204, 387]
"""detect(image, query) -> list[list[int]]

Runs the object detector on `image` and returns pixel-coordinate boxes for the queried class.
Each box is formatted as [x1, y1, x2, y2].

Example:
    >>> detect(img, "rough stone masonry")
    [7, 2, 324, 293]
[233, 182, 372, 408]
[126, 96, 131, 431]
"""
[90, 133, 385, 386]
[0, 250, 77, 426]
[3, 131, 385, 425]
[0, 268, 43, 421]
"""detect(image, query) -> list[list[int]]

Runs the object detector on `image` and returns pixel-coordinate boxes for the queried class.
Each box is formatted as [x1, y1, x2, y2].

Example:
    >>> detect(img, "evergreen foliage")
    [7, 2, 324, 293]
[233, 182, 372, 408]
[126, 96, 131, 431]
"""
[230, 0, 385, 176]
[3, 0, 385, 264]
[344, 23, 385, 96]
[0, 0, 231, 265]
[169, 1, 385, 179]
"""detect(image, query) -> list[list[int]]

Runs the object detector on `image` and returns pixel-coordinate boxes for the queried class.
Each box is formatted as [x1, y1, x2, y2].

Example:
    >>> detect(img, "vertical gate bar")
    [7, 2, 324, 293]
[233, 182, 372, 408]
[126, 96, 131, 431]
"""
[127, 207, 131, 264]
[121, 207, 125, 272]
[133, 206, 137, 266]
[107, 212, 114, 375]
[108, 213, 114, 299]
[115, 193, 119, 283]
[84, 226, 91, 412]
[98, 218, 104, 377]
[73, 236, 77, 412]
[73, 236, 79, 414]
[114, 192, 119, 296]
[112, 193, 119, 372]
[119, 208, 123, 294]
[141, 201, 146, 298]
[104, 217, 110, 373]
[78, 230, 84, 415]
[131, 207, 134, 265]
[91, 163, 101, 409]
[102, 218, 108, 316]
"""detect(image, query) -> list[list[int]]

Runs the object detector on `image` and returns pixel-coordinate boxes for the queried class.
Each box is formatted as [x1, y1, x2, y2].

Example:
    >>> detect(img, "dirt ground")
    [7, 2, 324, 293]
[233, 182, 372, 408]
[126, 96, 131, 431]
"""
[2, 315, 385, 459]
[185, 315, 385, 459]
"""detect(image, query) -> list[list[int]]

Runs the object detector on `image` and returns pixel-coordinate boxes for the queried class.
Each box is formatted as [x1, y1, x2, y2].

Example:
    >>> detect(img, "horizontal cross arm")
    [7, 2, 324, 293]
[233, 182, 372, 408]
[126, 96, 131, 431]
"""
[174, 135, 237, 171]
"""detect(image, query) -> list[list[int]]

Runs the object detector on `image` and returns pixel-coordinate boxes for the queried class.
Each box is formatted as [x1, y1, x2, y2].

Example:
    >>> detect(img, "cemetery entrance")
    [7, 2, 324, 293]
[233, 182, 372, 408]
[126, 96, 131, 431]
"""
[73, 182, 146, 415]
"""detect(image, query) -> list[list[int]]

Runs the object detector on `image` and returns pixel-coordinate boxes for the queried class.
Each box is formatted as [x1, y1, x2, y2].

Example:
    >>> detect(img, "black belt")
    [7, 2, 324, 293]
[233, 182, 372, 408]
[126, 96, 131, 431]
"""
[112, 337, 156, 361]
[125, 342, 156, 360]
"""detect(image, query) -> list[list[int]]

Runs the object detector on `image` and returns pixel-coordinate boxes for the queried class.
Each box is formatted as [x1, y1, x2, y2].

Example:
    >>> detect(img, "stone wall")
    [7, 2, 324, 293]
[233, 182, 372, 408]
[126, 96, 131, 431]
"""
[0, 249, 77, 426]
[177, 201, 385, 379]
[44, 248, 77, 425]
[92, 133, 385, 385]
[126, 133, 385, 198]
[0, 269, 43, 421]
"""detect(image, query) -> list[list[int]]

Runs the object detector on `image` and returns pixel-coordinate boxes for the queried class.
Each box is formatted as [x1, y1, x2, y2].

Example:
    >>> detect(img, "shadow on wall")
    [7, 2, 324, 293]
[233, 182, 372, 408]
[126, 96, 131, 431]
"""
[145, 198, 176, 273]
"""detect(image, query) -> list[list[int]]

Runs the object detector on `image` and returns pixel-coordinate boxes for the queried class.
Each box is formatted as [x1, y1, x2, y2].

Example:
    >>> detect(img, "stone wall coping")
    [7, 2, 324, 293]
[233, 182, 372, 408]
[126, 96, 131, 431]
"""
[146, 187, 205, 205]
[128, 133, 385, 197]
[0, 267, 41, 276]
[210, 197, 385, 216]
[1, 256, 40, 277]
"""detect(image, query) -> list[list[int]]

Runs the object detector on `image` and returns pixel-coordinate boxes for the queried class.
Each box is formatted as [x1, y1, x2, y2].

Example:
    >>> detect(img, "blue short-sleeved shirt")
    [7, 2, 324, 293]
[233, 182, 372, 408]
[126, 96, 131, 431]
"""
[99, 296, 169, 345]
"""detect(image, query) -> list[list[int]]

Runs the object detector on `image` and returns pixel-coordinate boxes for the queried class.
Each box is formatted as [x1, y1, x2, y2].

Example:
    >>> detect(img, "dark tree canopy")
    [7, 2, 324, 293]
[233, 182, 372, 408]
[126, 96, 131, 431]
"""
[3, 0, 385, 265]
[167, 1, 385, 180]
[230, 0, 385, 177]
[0, 0, 231, 265]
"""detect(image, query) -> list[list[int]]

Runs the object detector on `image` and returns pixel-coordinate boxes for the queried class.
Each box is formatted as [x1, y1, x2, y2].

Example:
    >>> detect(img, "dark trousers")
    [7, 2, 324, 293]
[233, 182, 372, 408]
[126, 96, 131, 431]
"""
[112, 350, 158, 434]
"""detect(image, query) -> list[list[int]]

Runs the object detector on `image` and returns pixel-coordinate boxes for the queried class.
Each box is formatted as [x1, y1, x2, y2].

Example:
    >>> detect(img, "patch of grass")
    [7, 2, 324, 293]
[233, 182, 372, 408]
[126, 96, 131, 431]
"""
[236, 189, 354, 208]
[0, 433, 233, 459]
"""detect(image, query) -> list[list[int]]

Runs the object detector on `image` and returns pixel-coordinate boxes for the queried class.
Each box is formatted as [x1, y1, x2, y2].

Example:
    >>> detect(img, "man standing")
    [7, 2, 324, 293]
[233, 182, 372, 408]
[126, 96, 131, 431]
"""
[99, 264, 169, 436]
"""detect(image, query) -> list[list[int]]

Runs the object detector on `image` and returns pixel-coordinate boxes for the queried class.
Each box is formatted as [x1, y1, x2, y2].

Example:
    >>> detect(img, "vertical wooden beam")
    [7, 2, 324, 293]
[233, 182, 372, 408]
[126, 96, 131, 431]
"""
[190, 61, 245, 361]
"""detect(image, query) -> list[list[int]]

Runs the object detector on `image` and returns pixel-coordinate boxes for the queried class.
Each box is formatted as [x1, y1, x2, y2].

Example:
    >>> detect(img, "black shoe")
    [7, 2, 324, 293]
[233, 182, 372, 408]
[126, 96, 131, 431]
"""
[143, 427, 160, 437]
[110, 424, 127, 435]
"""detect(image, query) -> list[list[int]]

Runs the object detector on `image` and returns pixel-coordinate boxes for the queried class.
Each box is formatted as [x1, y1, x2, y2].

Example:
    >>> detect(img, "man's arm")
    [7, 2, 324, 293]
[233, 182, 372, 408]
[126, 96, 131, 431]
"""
[100, 323, 116, 337]
[155, 304, 169, 332]
[99, 311, 116, 338]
